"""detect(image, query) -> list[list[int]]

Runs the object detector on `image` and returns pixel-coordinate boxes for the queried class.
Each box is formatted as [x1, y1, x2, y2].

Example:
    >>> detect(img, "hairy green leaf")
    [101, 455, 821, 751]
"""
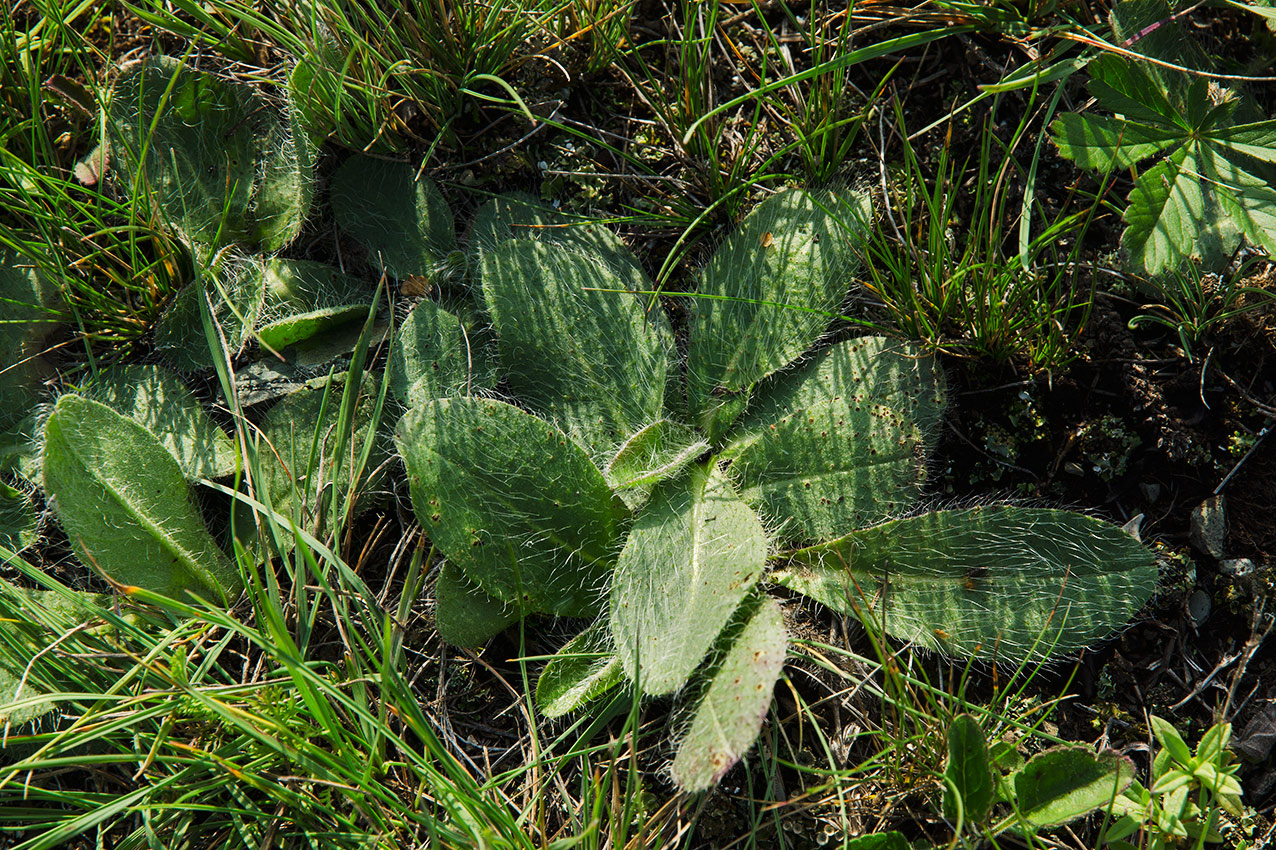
[776, 507, 1158, 662]
[82, 364, 237, 481]
[536, 620, 625, 719]
[0, 249, 57, 431]
[249, 374, 388, 533]
[331, 156, 456, 280]
[154, 249, 267, 370]
[0, 482, 36, 553]
[610, 464, 766, 695]
[470, 193, 650, 296]
[685, 189, 867, 440]
[0, 580, 111, 726]
[604, 418, 709, 503]
[482, 240, 672, 462]
[720, 337, 943, 543]
[396, 397, 628, 617]
[671, 594, 786, 792]
[944, 714, 995, 825]
[256, 258, 371, 351]
[43, 395, 239, 604]
[389, 299, 489, 408]
[434, 561, 519, 648]
[1015, 747, 1135, 828]
[107, 57, 311, 249]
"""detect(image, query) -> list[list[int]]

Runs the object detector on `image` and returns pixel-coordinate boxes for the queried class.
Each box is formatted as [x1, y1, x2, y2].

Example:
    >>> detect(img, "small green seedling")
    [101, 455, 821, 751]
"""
[1103, 715, 1246, 849]
[942, 712, 1136, 840]
[391, 183, 1160, 791]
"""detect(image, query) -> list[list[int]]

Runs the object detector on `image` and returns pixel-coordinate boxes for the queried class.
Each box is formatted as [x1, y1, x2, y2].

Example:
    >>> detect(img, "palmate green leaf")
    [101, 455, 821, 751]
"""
[1121, 146, 1205, 275]
[610, 464, 766, 695]
[1049, 20, 1276, 273]
[536, 619, 625, 719]
[107, 57, 312, 249]
[482, 240, 672, 463]
[433, 561, 519, 648]
[775, 507, 1157, 662]
[82, 364, 237, 481]
[396, 397, 628, 617]
[388, 299, 491, 409]
[670, 593, 786, 792]
[685, 189, 868, 441]
[1202, 146, 1276, 256]
[42, 395, 240, 605]
[1049, 113, 1181, 172]
[721, 337, 943, 543]
[331, 156, 457, 281]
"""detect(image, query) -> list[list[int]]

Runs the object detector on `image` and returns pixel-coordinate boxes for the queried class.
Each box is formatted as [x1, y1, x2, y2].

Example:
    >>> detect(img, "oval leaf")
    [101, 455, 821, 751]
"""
[610, 464, 767, 695]
[396, 397, 628, 617]
[154, 249, 267, 370]
[482, 240, 672, 462]
[671, 594, 787, 792]
[434, 561, 520, 648]
[0, 482, 37, 553]
[82, 364, 237, 481]
[776, 507, 1158, 662]
[389, 299, 487, 408]
[42, 395, 239, 604]
[331, 156, 456, 280]
[685, 189, 868, 439]
[107, 57, 310, 249]
[943, 714, 995, 825]
[1015, 746, 1135, 828]
[536, 620, 625, 719]
[470, 193, 651, 296]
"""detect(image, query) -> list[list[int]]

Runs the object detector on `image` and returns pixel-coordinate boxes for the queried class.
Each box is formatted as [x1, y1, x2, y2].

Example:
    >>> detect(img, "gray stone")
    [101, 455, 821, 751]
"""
[1220, 558, 1257, 577]
[1190, 495, 1226, 558]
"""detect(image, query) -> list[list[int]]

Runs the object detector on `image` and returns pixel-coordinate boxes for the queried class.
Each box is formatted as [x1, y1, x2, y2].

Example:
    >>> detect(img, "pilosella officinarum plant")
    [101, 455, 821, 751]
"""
[0, 54, 1159, 792]
[378, 178, 1160, 792]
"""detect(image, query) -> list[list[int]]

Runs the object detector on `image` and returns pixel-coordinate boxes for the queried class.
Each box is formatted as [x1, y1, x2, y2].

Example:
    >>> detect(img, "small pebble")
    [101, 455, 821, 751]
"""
[1190, 495, 1227, 558]
[1219, 558, 1256, 577]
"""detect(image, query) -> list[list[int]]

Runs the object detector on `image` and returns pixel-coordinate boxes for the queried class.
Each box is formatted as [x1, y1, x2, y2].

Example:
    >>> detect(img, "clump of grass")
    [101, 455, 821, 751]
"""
[858, 96, 1101, 370]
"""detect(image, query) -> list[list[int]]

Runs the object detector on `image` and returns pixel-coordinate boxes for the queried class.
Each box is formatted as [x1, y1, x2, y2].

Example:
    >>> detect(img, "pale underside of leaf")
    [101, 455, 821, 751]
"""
[610, 464, 767, 695]
[536, 619, 625, 719]
[671, 594, 787, 792]
[776, 507, 1158, 663]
